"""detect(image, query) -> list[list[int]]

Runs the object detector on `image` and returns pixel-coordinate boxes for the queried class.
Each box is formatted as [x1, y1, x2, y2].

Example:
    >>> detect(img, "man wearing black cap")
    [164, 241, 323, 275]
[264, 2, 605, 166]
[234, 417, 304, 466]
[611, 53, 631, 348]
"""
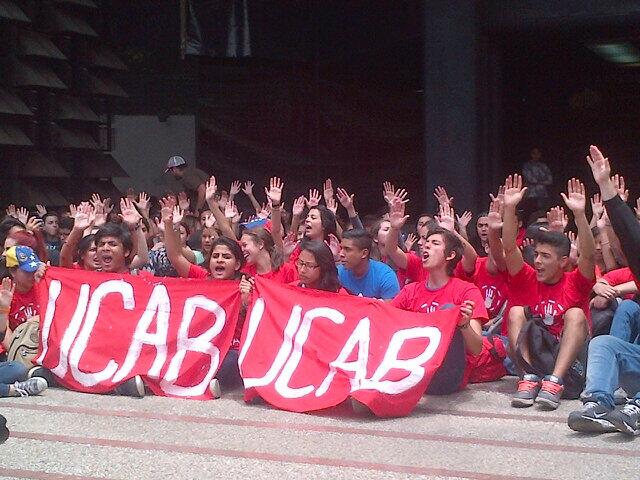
[165, 155, 209, 211]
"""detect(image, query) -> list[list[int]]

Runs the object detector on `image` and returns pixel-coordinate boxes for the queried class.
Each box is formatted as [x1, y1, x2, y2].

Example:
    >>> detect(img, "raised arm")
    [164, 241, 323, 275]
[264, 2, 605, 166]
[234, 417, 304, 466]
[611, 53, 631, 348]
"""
[205, 176, 237, 240]
[243, 181, 263, 215]
[501, 174, 527, 276]
[265, 177, 284, 250]
[437, 203, 476, 274]
[160, 201, 192, 278]
[60, 203, 94, 268]
[385, 196, 411, 270]
[336, 187, 363, 230]
[587, 145, 640, 280]
[561, 178, 595, 280]
[486, 198, 506, 272]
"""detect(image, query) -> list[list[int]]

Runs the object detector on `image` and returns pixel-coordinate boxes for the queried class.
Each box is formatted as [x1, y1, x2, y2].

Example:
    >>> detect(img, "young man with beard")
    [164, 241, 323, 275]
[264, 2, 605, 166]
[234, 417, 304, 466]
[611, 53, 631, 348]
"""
[502, 174, 595, 410]
[165, 155, 209, 212]
[391, 223, 487, 394]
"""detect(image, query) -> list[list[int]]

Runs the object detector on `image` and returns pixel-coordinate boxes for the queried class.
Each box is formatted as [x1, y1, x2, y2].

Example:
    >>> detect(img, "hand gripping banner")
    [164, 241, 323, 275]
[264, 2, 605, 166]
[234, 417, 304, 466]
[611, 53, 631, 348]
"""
[239, 278, 459, 417]
[35, 267, 241, 399]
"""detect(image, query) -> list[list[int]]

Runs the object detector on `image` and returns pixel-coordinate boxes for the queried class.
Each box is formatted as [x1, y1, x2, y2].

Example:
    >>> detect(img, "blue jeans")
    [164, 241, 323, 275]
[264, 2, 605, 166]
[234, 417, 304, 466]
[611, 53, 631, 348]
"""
[217, 349, 242, 390]
[582, 335, 640, 409]
[0, 361, 28, 397]
[610, 299, 640, 344]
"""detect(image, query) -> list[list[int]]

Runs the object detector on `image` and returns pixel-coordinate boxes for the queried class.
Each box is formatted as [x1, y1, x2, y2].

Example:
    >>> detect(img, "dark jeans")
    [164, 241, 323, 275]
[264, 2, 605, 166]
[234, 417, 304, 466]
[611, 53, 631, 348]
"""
[426, 331, 466, 395]
[217, 349, 242, 390]
[0, 361, 28, 397]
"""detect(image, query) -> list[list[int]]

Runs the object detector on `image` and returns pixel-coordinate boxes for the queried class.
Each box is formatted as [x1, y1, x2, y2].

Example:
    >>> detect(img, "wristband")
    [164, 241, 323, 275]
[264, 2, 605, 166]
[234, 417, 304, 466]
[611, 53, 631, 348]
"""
[0, 306, 11, 314]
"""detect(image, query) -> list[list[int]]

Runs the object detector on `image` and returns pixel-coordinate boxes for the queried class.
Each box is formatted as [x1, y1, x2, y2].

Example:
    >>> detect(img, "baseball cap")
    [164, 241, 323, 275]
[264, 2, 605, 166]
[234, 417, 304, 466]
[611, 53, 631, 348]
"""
[165, 155, 186, 172]
[5, 246, 41, 272]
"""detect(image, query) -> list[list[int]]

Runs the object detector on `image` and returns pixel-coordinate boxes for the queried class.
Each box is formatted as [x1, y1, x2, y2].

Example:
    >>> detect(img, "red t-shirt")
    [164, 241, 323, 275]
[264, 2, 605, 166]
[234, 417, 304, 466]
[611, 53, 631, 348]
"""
[508, 263, 595, 337]
[242, 262, 298, 284]
[458, 257, 509, 320]
[391, 277, 488, 323]
[188, 263, 210, 279]
[602, 267, 637, 300]
[9, 288, 40, 332]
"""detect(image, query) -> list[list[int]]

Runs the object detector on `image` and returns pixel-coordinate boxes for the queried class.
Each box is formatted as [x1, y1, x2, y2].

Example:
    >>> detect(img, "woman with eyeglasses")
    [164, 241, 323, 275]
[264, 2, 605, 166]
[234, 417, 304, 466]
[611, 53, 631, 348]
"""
[292, 240, 347, 294]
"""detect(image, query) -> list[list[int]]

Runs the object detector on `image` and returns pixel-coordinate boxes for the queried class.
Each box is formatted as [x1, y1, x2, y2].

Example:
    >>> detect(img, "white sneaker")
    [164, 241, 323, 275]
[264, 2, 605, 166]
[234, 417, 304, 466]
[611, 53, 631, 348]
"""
[209, 378, 222, 399]
[13, 377, 48, 397]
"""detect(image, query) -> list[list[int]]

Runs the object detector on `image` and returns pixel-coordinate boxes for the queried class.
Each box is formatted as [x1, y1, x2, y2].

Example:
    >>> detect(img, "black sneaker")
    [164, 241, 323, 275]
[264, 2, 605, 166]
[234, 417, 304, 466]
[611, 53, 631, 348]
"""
[568, 401, 616, 433]
[0, 414, 8, 445]
[114, 375, 145, 398]
[606, 400, 640, 436]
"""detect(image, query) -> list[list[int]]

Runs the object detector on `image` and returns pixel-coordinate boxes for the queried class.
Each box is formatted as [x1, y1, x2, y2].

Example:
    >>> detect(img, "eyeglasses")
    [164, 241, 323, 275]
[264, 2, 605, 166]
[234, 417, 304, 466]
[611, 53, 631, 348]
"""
[296, 260, 319, 270]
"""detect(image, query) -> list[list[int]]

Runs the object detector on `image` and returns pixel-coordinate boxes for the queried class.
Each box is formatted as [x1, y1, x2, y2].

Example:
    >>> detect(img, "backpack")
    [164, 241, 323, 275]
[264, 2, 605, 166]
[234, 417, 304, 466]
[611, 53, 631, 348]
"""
[7, 315, 40, 369]
[466, 334, 508, 384]
[514, 312, 586, 399]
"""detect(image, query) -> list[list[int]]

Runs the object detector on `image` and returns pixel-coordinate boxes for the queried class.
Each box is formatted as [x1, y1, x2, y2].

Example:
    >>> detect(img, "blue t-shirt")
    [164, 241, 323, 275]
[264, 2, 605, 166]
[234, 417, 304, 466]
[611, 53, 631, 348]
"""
[338, 259, 400, 300]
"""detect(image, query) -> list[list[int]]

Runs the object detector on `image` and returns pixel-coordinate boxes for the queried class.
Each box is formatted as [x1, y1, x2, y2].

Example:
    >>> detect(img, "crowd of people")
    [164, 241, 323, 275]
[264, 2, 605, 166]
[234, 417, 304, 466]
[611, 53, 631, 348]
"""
[0, 146, 639, 437]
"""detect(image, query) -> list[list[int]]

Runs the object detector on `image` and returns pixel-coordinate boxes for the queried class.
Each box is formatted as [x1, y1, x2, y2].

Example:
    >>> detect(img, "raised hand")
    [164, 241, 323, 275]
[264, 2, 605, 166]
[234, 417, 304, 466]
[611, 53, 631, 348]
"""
[25, 216, 43, 233]
[159, 198, 174, 225]
[74, 203, 94, 231]
[388, 196, 409, 230]
[69, 204, 78, 219]
[489, 185, 506, 205]
[307, 189, 321, 207]
[561, 178, 586, 214]
[134, 192, 151, 218]
[218, 190, 229, 209]
[456, 210, 473, 229]
[323, 178, 334, 203]
[225, 200, 237, 219]
[336, 187, 354, 210]
[487, 198, 503, 231]
[613, 174, 629, 202]
[264, 177, 283, 206]
[282, 232, 298, 257]
[326, 197, 338, 215]
[257, 203, 270, 219]
[35, 204, 47, 218]
[382, 181, 396, 204]
[119, 198, 142, 228]
[0, 277, 15, 309]
[546, 206, 568, 233]
[5, 205, 17, 219]
[404, 233, 418, 252]
[437, 203, 456, 232]
[434, 186, 453, 207]
[203, 212, 216, 228]
[177, 192, 190, 211]
[172, 205, 184, 225]
[292, 196, 306, 217]
[591, 193, 604, 220]
[229, 180, 242, 197]
[586, 145, 611, 186]
[503, 174, 527, 208]
[242, 180, 254, 196]
[326, 234, 341, 260]
[16, 207, 29, 225]
[205, 176, 218, 204]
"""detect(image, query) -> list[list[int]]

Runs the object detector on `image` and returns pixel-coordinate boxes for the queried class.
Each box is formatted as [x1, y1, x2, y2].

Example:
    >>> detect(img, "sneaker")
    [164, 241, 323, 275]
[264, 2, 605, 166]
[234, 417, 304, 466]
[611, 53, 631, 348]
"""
[511, 374, 541, 408]
[606, 400, 640, 436]
[13, 377, 48, 397]
[568, 401, 616, 433]
[535, 375, 564, 410]
[28, 366, 56, 387]
[209, 378, 222, 399]
[114, 375, 145, 398]
[614, 387, 629, 405]
[0, 414, 8, 445]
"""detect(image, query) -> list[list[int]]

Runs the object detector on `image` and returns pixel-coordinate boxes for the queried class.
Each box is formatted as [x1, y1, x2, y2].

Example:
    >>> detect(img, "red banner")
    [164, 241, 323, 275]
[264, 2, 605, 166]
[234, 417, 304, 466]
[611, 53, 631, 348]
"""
[35, 267, 241, 399]
[239, 278, 459, 417]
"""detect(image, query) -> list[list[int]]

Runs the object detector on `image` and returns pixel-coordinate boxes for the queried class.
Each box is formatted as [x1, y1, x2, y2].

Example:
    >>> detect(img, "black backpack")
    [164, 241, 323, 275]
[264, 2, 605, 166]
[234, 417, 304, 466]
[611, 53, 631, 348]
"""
[514, 311, 586, 399]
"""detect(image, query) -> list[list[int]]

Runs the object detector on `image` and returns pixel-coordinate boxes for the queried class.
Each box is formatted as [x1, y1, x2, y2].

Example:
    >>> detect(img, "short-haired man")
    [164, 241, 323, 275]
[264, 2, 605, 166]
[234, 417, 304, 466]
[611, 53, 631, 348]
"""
[502, 174, 595, 410]
[338, 229, 400, 300]
[392, 227, 487, 393]
[165, 155, 209, 212]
